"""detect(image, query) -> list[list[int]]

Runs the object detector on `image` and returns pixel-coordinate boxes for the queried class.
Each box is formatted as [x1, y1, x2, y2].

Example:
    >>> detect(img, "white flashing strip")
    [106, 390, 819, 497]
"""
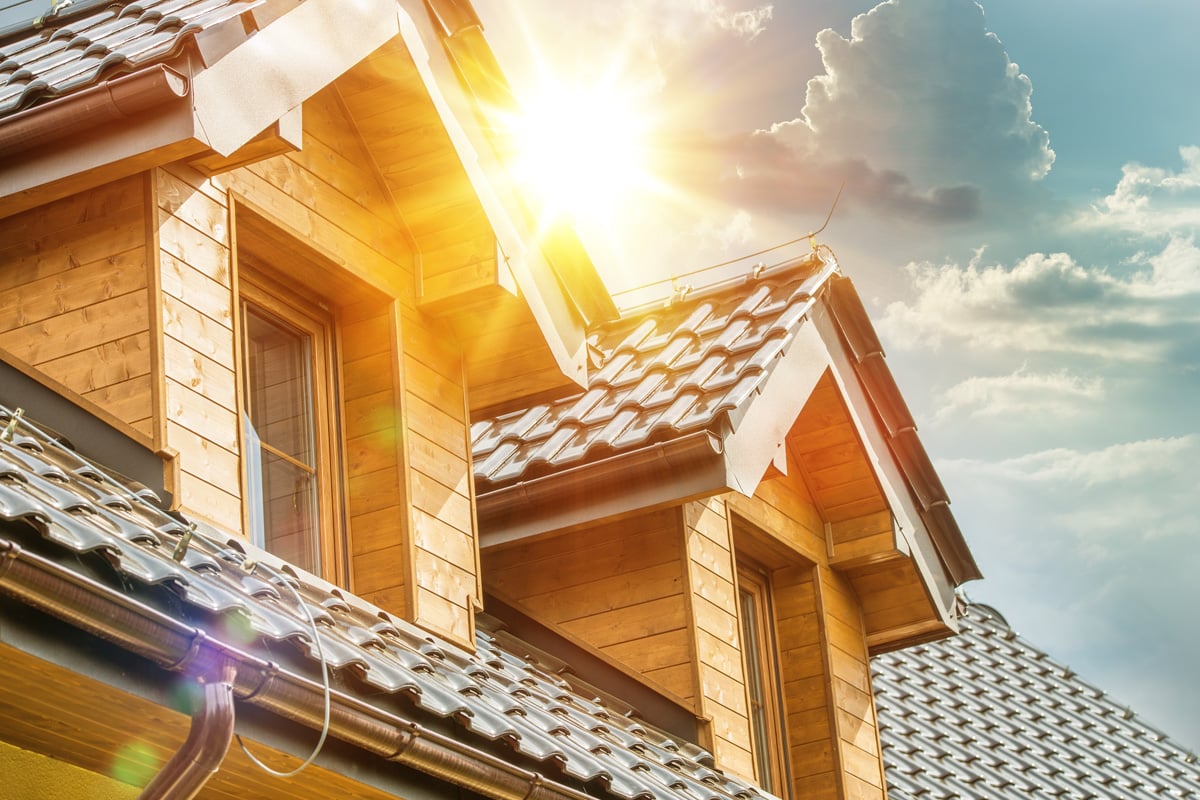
[192, 0, 399, 156]
[392, 5, 587, 386]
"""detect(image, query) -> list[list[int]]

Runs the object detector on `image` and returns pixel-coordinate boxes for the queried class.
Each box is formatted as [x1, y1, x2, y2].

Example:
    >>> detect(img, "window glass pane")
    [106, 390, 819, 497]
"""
[244, 307, 314, 467]
[261, 449, 318, 571]
[740, 587, 774, 792]
[242, 302, 320, 575]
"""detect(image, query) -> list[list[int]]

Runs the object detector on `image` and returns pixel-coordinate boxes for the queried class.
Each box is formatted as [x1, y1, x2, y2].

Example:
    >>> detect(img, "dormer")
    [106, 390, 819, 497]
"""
[472, 252, 981, 795]
[0, 0, 614, 648]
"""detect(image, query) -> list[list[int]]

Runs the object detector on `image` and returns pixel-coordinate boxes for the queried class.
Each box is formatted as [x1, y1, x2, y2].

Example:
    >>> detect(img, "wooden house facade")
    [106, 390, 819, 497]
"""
[0, 1, 978, 798]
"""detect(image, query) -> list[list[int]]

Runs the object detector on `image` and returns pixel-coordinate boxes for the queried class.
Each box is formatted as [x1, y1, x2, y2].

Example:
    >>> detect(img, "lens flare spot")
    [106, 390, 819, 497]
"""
[110, 741, 158, 787]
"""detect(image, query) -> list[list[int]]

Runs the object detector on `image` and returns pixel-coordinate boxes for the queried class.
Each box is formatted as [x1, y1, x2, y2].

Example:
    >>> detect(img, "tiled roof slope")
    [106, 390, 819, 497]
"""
[0, 0, 251, 119]
[0, 403, 772, 800]
[873, 603, 1200, 799]
[472, 254, 837, 490]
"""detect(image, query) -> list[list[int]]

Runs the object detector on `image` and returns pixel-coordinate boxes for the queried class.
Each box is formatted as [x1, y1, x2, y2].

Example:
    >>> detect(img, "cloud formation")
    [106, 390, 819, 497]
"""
[934, 367, 1104, 421]
[879, 240, 1200, 360]
[752, 0, 1052, 222]
[1081, 145, 1200, 234]
[699, 0, 773, 39]
[942, 435, 1197, 491]
[665, 0, 1055, 226]
[801, 0, 1052, 186]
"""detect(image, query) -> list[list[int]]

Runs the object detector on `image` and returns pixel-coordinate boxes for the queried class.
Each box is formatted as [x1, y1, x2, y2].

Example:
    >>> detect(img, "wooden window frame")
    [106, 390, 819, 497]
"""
[737, 562, 789, 794]
[236, 263, 347, 586]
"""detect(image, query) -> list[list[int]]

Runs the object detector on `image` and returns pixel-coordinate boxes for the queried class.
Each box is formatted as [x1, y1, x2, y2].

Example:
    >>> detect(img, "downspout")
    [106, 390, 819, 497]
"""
[137, 663, 237, 800]
[0, 538, 596, 800]
[0, 64, 189, 158]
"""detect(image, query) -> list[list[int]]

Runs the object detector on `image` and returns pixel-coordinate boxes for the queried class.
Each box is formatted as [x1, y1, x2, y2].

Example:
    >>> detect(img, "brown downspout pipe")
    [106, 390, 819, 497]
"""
[0, 64, 190, 158]
[0, 538, 597, 800]
[137, 663, 237, 800]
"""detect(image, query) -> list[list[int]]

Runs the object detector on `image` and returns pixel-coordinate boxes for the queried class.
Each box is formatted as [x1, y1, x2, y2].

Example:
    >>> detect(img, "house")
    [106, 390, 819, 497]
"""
[872, 602, 1200, 799]
[0, 1, 979, 799]
[469, 255, 981, 799]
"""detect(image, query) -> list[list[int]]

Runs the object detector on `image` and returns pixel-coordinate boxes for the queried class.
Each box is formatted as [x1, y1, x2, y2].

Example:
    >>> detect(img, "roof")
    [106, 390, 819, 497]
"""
[0, 401, 772, 800]
[873, 603, 1200, 799]
[471, 254, 837, 492]
[471, 253, 980, 586]
[0, 0, 248, 119]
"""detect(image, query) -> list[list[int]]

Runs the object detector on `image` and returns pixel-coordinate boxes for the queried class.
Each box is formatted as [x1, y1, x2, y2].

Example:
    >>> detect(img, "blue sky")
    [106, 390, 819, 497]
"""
[476, 0, 1200, 747]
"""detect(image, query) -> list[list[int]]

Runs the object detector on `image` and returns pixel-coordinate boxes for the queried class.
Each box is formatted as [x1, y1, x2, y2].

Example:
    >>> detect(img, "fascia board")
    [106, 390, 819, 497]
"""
[0, 93, 200, 216]
[393, 3, 589, 390]
[721, 319, 831, 495]
[477, 432, 729, 548]
[191, 0, 399, 157]
[809, 302, 959, 627]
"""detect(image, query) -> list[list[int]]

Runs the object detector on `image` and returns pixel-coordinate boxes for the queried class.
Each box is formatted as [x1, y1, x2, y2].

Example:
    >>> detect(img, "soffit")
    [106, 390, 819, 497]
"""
[0, 401, 776, 800]
[874, 602, 1200, 799]
[471, 255, 837, 492]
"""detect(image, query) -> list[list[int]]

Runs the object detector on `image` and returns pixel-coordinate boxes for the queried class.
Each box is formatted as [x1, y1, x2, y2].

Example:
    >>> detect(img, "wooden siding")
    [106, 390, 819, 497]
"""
[59, 85, 479, 647]
[154, 163, 240, 533]
[789, 373, 889, 527]
[681, 497, 755, 782]
[336, 38, 584, 414]
[232, 85, 475, 646]
[0, 174, 153, 435]
[482, 509, 694, 700]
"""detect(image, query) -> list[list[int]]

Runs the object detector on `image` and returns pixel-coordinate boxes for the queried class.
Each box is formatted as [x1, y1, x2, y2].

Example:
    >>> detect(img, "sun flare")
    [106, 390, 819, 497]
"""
[505, 81, 652, 223]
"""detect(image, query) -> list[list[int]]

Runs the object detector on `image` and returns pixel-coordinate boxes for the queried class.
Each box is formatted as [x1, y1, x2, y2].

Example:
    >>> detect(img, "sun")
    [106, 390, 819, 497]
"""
[504, 80, 652, 223]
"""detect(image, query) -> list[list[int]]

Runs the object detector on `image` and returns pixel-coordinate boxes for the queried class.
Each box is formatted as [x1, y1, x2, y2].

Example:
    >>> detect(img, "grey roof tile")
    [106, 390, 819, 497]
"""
[874, 602, 1200, 799]
[473, 256, 836, 490]
[0, 401, 773, 800]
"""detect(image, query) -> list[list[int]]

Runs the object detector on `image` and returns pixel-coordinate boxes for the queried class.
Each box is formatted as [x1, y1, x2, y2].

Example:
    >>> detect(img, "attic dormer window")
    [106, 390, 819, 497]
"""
[239, 270, 340, 580]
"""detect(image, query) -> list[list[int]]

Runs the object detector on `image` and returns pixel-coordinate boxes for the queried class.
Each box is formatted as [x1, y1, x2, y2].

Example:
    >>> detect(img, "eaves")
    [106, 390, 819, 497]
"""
[0, 0, 398, 216]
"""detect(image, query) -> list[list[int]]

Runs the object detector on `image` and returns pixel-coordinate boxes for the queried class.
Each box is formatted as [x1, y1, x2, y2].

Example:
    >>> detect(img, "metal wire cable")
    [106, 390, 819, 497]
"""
[235, 560, 333, 778]
[613, 180, 845, 297]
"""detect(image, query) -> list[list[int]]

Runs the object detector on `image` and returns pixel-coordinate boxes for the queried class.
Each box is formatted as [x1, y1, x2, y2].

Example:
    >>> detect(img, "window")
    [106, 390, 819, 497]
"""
[738, 565, 788, 793]
[239, 272, 342, 580]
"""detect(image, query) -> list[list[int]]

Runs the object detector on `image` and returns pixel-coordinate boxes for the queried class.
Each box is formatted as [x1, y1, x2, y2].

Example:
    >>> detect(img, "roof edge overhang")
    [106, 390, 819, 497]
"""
[822, 275, 982, 586]
[0, 0, 398, 218]
[0, 533, 601, 800]
[477, 430, 730, 548]
[808, 301, 962, 629]
[423, 1, 618, 329]
[396, 4, 605, 395]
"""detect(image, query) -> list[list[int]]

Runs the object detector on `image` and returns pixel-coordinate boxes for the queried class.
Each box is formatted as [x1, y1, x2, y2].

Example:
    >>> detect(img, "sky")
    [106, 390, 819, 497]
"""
[473, 0, 1200, 748]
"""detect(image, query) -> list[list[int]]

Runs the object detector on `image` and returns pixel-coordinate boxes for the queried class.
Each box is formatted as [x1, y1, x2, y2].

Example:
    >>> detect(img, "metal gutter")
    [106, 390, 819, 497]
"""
[0, 64, 189, 159]
[0, 537, 597, 800]
[476, 431, 729, 548]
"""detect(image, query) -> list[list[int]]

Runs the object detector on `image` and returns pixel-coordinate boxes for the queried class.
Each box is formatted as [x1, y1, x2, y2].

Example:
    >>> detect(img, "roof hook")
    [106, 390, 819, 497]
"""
[172, 522, 197, 563]
[1, 408, 24, 442]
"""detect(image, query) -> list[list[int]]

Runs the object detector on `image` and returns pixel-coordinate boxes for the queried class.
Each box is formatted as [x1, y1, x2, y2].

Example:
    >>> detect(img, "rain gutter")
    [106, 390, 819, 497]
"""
[0, 64, 190, 159]
[476, 431, 729, 549]
[0, 537, 597, 800]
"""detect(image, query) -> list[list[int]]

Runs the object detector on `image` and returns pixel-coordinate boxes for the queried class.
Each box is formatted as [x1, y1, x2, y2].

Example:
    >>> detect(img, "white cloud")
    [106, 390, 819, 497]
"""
[942, 435, 1198, 488]
[879, 239, 1200, 360]
[777, 0, 1053, 195]
[935, 367, 1103, 421]
[1083, 146, 1200, 234]
[699, 0, 772, 39]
